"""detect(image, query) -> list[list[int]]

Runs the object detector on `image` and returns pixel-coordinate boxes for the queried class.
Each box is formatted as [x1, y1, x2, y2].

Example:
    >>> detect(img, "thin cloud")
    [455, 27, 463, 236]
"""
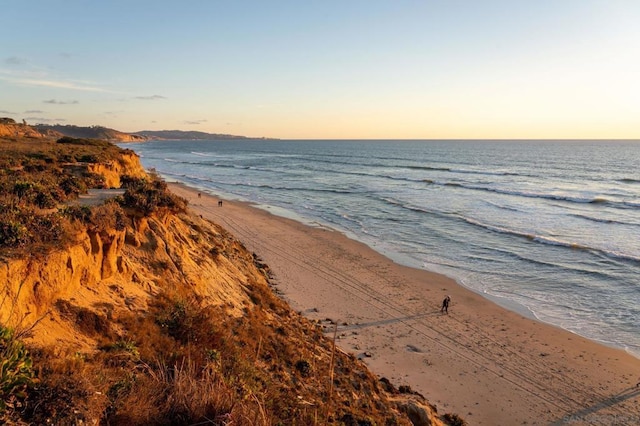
[184, 119, 208, 125]
[0, 75, 109, 92]
[24, 109, 45, 114]
[0, 110, 17, 114]
[26, 117, 67, 123]
[135, 95, 166, 100]
[44, 99, 79, 105]
[4, 56, 26, 65]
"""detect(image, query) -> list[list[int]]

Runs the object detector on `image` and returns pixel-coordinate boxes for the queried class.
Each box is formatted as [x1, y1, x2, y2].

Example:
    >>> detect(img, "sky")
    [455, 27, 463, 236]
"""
[1, 0, 639, 139]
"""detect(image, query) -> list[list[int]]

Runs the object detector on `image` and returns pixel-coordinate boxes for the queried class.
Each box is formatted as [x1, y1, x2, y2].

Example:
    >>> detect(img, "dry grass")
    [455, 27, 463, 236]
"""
[11, 284, 412, 425]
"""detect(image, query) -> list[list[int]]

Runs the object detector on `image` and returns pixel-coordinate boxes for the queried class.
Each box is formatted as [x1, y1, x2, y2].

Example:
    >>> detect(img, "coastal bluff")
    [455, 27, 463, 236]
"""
[0, 135, 447, 425]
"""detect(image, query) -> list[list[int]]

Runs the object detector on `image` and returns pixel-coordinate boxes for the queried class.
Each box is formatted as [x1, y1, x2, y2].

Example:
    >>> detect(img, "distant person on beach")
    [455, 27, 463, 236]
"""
[198, 192, 201, 198]
[218, 200, 223, 207]
[441, 295, 451, 314]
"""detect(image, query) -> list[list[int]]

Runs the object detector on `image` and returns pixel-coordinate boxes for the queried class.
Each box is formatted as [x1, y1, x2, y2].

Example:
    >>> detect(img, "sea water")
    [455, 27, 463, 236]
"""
[124, 139, 640, 357]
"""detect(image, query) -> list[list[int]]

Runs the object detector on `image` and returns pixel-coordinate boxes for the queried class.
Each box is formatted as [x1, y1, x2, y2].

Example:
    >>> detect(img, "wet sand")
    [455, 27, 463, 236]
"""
[171, 183, 640, 425]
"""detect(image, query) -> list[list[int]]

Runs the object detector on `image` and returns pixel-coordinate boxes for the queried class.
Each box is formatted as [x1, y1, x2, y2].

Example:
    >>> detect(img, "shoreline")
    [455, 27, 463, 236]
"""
[170, 183, 640, 425]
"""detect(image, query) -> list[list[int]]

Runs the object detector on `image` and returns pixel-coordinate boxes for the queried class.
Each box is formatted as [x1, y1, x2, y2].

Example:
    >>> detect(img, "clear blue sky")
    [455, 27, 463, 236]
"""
[1, 0, 639, 139]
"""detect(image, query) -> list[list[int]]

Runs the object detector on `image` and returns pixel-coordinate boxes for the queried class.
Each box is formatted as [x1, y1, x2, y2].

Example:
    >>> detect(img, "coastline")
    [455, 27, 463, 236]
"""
[170, 183, 640, 425]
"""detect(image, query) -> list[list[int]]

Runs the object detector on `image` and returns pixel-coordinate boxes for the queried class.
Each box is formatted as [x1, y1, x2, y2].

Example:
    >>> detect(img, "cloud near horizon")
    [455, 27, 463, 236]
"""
[134, 95, 166, 100]
[44, 99, 79, 105]
[24, 109, 45, 114]
[184, 119, 208, 125]
[24, 117, 66, 123]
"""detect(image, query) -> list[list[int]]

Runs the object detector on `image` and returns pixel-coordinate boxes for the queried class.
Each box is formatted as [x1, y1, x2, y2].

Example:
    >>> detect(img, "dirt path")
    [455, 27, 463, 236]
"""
[71, 189, 125, 206]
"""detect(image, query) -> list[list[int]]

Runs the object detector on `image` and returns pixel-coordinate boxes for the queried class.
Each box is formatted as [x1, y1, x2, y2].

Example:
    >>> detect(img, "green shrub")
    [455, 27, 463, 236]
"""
[0, 325, 36, 412]
[60, 176, 87, 196]
[88, 202, 127, 232]
[12, 181, 34, 201]
[56, 136, 111, 147]
[120, 176, 187, 215]
[0, 221, 29, 247]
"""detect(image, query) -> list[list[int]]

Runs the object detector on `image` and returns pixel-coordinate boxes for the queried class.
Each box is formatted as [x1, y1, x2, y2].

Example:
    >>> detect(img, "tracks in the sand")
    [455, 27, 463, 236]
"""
[184, 195, 638, 423]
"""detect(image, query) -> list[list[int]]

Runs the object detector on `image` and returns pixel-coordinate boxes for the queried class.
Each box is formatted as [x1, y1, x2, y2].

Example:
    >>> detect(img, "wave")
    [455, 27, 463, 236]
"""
[482, 200, 523, 213]
[199, 152, 531, 180]
[421, 179, 637, 209]
[405, 164, 525, 177]
[379, 197, 436, 216]
[506, 250, 616, 281]
[459, 215, 640, 265]
[569, 213, 636, 226]
[375, 197, 628, 265]
[227, 181, 357, 195]
[191, 151, 215, 157]
[618, 178, 640, 184]
[406, 165, 451, 172]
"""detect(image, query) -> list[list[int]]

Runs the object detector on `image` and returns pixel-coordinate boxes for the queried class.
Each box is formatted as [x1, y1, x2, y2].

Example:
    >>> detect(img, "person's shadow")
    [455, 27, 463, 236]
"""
[551, 386, 640, 425]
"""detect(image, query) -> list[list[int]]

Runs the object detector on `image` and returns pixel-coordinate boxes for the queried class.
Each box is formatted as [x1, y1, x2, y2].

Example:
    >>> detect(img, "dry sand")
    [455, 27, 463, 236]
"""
[171, 183, 640, 425]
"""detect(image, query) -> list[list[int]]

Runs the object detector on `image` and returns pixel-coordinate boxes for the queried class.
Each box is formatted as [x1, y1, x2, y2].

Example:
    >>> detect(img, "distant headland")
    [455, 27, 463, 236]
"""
[0, 117, 272, 142]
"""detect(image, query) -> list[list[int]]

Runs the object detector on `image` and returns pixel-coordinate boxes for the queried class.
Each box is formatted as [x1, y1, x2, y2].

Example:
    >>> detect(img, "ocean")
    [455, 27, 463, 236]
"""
[123, 139, 640, 358]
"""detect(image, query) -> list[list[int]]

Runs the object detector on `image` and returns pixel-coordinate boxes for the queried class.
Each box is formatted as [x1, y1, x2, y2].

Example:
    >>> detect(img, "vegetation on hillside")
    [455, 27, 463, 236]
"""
[0, 137, 121, 253]
[134, 129, 250, 140]
[0, 136, 184, 255]
[9, 275, 417, 425]
[32, 124, 146, 142]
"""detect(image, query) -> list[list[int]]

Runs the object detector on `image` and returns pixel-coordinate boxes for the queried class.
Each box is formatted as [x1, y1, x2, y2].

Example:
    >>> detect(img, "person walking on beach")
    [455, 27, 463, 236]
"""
[441, 295, 451, 314]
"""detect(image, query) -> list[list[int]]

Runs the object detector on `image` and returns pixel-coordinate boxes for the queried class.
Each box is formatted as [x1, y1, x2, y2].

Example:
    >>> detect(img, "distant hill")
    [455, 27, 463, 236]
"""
[33, 124, 147, 142]
[0, 117, 62, 139]
[3, 119, 268, 143]
[134, 130, 256, 140]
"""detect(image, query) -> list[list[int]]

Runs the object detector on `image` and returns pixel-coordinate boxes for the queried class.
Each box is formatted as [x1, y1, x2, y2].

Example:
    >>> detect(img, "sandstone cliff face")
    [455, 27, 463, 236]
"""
[86, 152, 147, 188]
[0, 122, 48, 139]
[0, 211, 263, 349]
[113, 133, 147, 142]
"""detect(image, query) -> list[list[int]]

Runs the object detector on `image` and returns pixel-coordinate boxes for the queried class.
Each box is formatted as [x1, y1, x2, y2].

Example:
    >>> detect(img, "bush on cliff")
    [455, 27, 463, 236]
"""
[0, 204, 70, 250]
[0, 326, 37, 415]
[119, 175, 187, 215]
[56, 135, 112, 148]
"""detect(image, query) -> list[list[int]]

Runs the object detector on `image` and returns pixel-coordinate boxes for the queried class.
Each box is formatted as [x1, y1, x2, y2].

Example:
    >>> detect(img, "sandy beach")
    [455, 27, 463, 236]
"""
[170, 183, 640, 425]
